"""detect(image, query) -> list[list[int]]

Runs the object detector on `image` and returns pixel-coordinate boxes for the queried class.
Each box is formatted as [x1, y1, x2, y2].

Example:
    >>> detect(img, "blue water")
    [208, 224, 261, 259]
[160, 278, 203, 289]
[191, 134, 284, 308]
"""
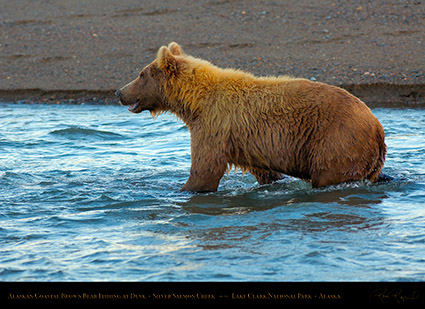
[1, 102, 424, 281]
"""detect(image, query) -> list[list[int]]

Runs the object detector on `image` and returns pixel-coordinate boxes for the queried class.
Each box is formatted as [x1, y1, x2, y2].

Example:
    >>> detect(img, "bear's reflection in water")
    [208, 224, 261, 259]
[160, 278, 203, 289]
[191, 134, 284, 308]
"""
[177, 178, 393, 245]
[180, 176, 389, 216]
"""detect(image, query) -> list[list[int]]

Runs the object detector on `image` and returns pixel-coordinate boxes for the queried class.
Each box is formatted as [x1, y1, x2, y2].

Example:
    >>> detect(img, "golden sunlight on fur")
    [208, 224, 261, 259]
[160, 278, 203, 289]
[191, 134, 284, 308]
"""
[117, 42, 386, 192]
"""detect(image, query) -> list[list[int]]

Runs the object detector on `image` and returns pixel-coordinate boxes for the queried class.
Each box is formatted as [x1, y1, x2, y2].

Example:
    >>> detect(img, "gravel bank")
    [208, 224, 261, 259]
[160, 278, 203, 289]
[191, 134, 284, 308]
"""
[1, 0, 424, 106]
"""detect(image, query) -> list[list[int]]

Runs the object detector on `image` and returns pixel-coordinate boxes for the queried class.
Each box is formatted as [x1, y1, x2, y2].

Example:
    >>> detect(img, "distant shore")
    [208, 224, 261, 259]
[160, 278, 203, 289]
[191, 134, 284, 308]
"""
[1, 83, 423, 108]
[1, 0, 424, 106]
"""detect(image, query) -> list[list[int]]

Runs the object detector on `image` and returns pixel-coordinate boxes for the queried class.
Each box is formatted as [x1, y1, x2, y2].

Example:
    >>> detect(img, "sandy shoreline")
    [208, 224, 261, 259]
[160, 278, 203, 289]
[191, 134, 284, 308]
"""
[1, 0, 424, 106]
[0, 84, 423, 108]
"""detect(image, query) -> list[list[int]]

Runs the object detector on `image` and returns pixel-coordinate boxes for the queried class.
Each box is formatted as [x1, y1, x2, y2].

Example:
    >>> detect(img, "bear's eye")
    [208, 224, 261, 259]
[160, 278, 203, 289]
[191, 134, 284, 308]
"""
[139, 72, 144, 79]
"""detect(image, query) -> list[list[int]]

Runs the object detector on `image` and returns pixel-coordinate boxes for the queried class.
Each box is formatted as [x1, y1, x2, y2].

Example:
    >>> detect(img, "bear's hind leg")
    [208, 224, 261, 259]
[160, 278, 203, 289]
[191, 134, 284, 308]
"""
[250, 168, 284, 185]
[311, 169, 347, 188]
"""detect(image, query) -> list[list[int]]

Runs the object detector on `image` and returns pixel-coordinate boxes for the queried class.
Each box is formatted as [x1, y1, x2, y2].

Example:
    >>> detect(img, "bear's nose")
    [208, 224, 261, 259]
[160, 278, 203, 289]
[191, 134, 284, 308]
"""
[115, 90, 121, 98]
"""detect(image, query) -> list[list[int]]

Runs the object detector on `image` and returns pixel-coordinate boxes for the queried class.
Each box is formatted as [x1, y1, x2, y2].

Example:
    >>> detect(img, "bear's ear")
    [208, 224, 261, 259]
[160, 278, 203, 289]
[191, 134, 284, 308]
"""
[168, 42, 183, 56]
[157, 46, 178, 74]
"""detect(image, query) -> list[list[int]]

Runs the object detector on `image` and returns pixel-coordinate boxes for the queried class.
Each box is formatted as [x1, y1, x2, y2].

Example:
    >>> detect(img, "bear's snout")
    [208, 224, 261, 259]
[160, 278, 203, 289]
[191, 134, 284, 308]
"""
[115, 90, 121, 99]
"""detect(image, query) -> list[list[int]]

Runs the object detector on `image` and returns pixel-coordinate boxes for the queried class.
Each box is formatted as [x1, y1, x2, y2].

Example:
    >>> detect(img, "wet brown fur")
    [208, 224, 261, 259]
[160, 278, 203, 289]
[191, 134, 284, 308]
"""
[117, 42, 386, 192]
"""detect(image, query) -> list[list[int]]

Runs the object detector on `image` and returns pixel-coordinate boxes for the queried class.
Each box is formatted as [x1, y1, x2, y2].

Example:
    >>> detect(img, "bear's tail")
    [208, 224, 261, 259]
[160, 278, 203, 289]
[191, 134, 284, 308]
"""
[367, 127, 387, 183]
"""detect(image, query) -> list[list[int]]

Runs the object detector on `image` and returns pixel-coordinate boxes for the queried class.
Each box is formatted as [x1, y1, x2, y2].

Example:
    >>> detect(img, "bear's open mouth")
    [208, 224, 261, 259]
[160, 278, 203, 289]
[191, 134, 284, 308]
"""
[128, 99, 141, 113]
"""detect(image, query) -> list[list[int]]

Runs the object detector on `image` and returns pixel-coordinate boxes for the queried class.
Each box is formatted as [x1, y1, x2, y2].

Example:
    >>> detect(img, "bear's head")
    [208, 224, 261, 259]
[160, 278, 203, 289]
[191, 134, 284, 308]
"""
[115, 42, 185, 114]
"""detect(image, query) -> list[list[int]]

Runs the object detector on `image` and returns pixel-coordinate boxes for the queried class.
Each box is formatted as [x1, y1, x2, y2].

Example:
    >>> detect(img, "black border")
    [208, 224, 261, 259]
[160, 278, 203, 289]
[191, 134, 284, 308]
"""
[1, 282, 424, 306]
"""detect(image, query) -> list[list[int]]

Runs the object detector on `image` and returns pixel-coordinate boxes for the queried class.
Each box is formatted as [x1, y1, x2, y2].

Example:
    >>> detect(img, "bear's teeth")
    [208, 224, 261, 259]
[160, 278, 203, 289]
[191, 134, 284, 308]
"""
[128, 100, 140, 112]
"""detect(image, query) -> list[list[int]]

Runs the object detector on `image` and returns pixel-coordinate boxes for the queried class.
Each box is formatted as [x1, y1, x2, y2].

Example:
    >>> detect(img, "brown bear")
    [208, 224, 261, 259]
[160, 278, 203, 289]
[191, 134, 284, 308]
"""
[115, 42, 386, 192]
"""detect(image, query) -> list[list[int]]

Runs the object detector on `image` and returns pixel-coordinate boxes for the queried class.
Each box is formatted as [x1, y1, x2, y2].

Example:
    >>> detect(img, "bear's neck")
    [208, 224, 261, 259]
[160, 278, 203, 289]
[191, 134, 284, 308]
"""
[163, 75, 213, 123]
[164, 63, 270, 126]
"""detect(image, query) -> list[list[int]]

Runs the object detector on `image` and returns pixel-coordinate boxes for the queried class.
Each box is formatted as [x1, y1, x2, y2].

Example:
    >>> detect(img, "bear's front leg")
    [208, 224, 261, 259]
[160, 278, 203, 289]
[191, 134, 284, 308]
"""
[181, 167, 225, 192]
[180, 143, 227, 193]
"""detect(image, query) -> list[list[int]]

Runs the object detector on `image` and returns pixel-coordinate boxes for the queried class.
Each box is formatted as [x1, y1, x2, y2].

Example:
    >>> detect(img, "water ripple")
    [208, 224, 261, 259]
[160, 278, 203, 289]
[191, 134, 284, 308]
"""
[50, 126, 124, 140]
